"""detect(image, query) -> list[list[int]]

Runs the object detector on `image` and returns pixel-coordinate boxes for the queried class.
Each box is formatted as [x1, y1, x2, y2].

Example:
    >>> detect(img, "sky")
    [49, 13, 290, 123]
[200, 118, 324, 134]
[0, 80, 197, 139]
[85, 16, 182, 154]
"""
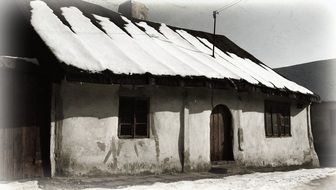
[84, 0, 336, 68]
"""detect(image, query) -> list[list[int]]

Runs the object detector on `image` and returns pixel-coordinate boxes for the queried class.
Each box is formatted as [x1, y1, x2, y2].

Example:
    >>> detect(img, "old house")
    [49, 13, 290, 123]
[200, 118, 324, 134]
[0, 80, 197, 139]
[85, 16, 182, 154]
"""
[0, 0, 319, 179]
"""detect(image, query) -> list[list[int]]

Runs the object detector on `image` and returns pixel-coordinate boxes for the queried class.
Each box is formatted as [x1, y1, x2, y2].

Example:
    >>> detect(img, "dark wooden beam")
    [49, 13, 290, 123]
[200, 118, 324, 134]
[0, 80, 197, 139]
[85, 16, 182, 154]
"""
[63, 67, 319, 103]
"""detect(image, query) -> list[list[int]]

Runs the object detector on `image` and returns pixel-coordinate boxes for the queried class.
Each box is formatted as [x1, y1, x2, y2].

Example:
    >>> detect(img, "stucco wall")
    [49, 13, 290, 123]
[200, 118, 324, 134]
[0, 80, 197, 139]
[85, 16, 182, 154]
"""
[237, 94, 312, 167]
[51, 81, 317, 176]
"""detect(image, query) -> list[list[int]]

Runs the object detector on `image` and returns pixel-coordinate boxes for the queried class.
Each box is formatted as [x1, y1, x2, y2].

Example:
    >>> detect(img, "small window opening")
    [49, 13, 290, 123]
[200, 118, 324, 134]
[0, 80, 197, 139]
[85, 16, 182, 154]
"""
[265, 101, 291, 137]
[118, 97, 149, 138]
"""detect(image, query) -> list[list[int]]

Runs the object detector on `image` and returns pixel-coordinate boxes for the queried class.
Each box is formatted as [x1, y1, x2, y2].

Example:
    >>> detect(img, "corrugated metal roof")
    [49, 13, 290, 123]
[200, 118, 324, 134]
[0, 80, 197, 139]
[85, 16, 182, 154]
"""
[29, 0, 313, 95]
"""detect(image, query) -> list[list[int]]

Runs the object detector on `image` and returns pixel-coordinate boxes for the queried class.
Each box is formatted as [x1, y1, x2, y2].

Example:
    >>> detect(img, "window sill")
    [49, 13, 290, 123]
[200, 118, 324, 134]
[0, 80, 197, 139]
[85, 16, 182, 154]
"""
[118, 136, 150, 139]
[265, 135, 292, 138]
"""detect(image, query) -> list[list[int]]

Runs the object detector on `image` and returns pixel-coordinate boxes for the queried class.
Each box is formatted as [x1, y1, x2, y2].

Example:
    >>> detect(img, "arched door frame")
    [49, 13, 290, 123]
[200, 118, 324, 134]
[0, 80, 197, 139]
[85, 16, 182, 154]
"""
[210, 104, 234, 162]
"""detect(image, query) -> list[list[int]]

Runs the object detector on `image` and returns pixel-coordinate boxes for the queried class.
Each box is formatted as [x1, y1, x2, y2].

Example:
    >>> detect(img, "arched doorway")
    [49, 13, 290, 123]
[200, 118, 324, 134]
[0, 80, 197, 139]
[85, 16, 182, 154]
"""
[210, 105, 234, 162]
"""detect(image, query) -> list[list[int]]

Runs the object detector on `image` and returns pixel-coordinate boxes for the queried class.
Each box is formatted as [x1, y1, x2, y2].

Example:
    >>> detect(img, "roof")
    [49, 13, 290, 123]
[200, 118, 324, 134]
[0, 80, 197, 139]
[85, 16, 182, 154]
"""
[276, 59, 336, 102]
[28, 0, 314, 96]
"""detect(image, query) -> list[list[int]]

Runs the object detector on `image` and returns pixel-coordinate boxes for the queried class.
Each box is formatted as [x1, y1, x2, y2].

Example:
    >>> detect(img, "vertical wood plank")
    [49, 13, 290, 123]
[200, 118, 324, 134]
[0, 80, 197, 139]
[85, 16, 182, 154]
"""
[13, 127, 23, 179]
[9, 127, 14, 179]
[27, 126, 37, 178]
[219, 106, 224, 161]
[22, 126, 30, 178]
[3, 127, 11, 180]
[35, 126, 43, 178]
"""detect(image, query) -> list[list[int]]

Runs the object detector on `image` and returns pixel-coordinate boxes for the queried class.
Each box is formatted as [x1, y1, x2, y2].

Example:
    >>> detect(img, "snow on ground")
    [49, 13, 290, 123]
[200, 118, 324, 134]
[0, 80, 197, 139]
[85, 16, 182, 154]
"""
[110, 168, 336, 190]
[0, 180, 42, 190]
[0, 168, 335, 190]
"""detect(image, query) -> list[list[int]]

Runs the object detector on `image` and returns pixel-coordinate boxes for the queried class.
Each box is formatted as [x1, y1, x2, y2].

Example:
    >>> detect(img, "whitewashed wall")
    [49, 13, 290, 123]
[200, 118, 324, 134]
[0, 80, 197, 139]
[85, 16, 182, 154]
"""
[51, 81, 317, 176]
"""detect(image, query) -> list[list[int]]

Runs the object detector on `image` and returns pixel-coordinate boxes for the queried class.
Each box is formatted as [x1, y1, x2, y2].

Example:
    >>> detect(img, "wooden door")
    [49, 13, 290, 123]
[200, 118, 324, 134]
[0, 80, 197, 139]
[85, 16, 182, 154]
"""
[0, 70, 51, 180]
[210, 105, 234, 162]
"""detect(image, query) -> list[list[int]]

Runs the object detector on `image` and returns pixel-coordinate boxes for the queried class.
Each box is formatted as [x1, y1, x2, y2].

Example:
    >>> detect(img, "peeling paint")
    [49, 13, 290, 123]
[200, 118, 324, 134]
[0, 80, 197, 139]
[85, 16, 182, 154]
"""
[163, 158, 169, 164]
[134, 144, 139, 157]
[96, 141, 106, 152]
[117, 141, 123, 156]
[121, 163, 157, 175]
[150, 116, 160, 165]
[103, 150, 112, 164]
[103, 137, 117, 166]
[138, 141, 144, 147]
[110, 137, 118, 169]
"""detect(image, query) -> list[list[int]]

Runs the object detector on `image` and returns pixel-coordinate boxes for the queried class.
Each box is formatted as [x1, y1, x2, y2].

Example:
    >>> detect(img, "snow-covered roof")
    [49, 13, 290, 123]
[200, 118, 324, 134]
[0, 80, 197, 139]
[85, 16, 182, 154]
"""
[29, 0, 314, 96]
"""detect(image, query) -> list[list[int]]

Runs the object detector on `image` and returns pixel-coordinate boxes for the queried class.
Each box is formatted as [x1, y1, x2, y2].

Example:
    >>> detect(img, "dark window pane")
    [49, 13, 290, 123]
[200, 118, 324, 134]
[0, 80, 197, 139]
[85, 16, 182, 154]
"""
[120, 124, 133, 137]
[279, 125, 285, 136]
[135, 99, 148, 113]
[279, 115, 286, 136]
[284, 125, 290, 135]
[120, 114, 133, 124]
[284, 116, 290, 126]
[265, 112, 272, 136]
[135, 124, 148, 137]
[119, 97, 134, 114]
[272, 113, 278, 136]
[135, 112, 147, 123]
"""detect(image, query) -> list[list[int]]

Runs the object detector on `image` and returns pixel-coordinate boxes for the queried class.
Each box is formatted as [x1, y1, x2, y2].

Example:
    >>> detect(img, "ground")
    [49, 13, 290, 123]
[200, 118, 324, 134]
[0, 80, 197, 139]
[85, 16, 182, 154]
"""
[0, 168, 335, 190]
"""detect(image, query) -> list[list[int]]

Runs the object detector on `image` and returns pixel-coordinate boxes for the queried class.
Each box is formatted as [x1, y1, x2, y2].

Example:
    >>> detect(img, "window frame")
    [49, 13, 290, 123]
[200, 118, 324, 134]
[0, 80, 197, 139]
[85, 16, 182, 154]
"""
[264, 100, 291, 138]
[118, 96, 150, 139]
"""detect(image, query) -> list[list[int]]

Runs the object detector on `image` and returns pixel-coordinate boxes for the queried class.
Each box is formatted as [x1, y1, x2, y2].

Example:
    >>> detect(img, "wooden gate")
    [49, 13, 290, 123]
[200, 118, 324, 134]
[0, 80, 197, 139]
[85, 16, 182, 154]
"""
[0, 69, 51, 180]
[210, 105, 234, 162]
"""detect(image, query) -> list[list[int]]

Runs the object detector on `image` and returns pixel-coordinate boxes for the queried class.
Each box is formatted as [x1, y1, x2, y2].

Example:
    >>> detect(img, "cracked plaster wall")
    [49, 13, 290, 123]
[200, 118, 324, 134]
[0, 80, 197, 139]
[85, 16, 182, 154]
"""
[51, 81, 317, 176]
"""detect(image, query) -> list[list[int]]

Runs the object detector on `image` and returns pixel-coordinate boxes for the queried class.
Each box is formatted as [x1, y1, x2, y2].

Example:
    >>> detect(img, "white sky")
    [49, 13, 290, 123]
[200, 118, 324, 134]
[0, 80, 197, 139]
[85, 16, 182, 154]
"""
[86, 0, 336, 68]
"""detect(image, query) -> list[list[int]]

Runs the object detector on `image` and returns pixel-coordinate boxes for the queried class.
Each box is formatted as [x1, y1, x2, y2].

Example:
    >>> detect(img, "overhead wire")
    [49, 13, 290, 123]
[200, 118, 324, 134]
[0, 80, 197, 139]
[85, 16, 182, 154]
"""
[215, 0, 245, 13]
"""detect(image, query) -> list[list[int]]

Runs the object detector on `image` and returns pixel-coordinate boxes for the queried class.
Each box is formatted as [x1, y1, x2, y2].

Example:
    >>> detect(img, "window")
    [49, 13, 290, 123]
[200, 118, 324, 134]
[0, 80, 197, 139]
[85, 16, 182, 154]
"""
[118, 97, 149, 138]
[265, 101, 291, 137]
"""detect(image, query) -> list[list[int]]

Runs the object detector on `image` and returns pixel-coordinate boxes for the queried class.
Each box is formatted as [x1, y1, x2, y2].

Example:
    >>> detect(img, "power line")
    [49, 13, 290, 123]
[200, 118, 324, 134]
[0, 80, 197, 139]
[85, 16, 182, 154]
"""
[216, 0, 244, 13]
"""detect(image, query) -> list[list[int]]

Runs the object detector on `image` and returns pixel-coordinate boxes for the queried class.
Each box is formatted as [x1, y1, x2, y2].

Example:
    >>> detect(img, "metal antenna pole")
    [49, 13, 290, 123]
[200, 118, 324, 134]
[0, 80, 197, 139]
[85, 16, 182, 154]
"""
[212, 0, 244, 58]
[212, 11, 218, 57]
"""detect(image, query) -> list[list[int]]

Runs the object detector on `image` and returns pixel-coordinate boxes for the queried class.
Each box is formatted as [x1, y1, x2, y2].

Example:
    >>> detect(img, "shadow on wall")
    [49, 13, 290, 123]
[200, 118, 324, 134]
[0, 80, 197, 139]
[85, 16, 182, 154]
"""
[239, 93, 306, 117]
[311, 102, 336, 167]
[56, 82, 307, 122]
[57, 84, 215, 121]
[59, 83, 119, 120]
